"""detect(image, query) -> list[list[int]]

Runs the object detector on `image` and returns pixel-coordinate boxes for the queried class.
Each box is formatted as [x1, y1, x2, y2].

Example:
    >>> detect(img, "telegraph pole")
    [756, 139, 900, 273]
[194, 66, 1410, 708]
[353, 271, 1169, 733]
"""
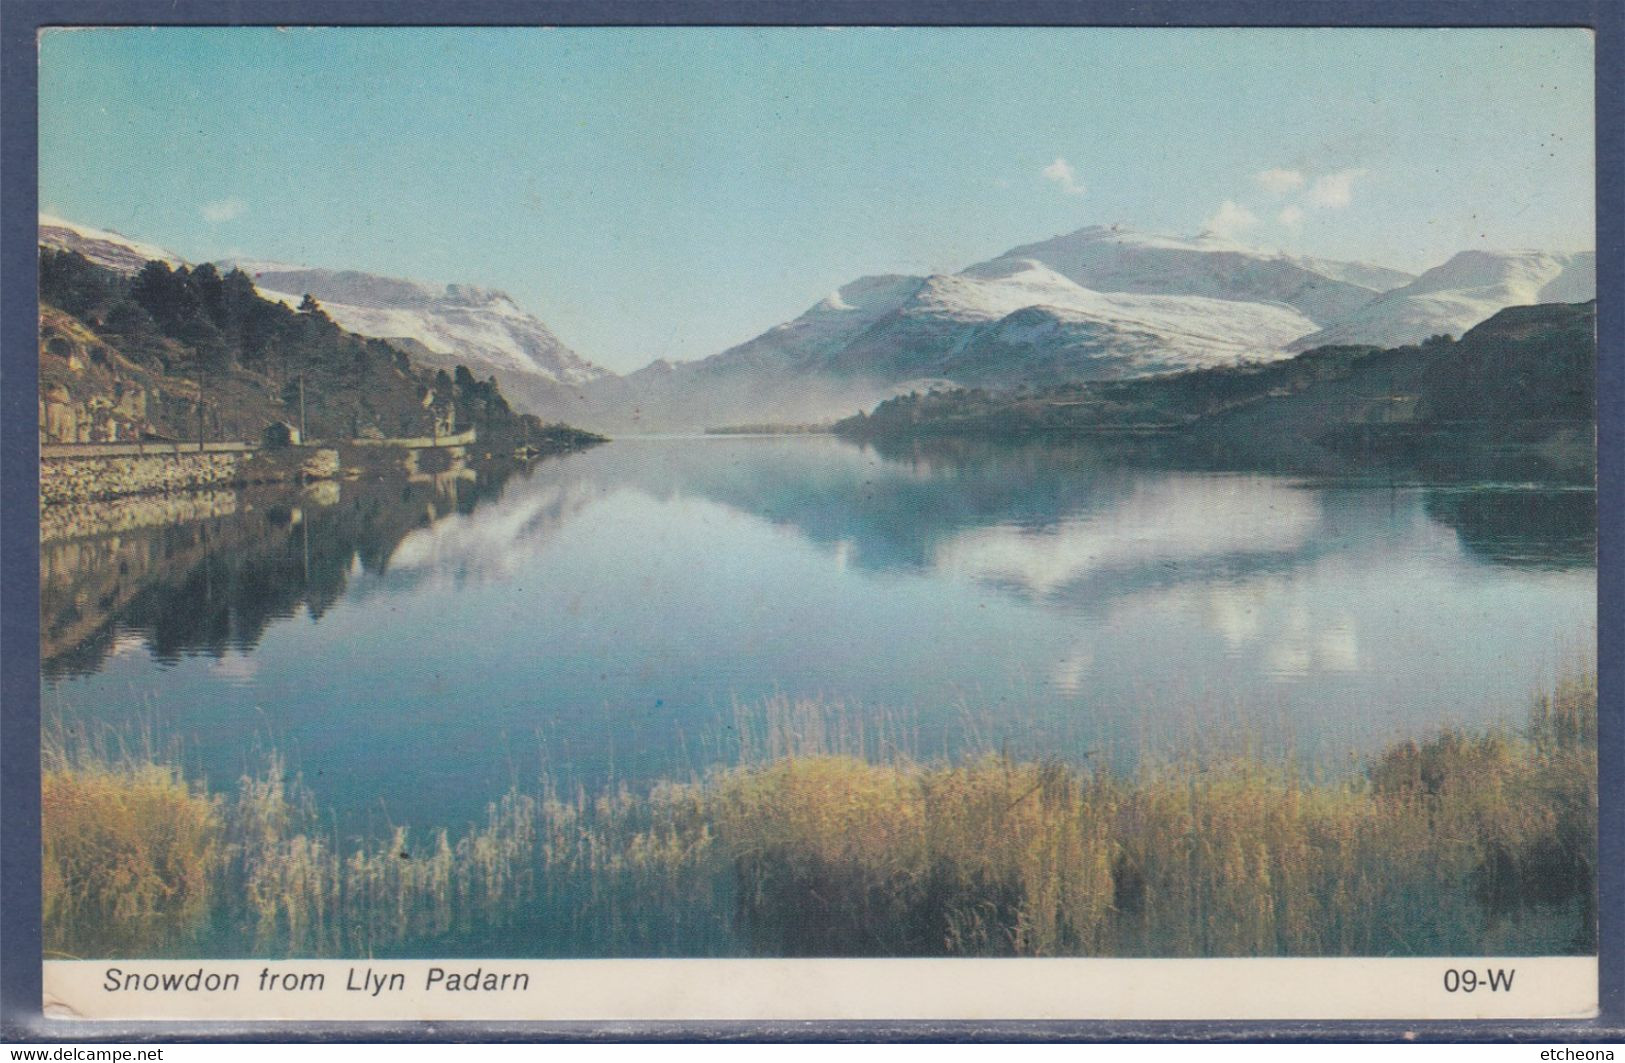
[298, 373, 307, 443]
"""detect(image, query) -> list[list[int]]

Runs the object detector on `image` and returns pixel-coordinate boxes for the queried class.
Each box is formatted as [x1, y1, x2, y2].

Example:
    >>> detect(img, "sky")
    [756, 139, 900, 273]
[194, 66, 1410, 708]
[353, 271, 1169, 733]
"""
[39, 27, 1595, 373]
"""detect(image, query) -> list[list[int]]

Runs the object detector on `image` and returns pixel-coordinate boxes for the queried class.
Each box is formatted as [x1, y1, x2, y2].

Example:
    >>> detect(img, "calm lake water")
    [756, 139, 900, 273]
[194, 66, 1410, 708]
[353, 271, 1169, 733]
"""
[43, 435, 1595, 836]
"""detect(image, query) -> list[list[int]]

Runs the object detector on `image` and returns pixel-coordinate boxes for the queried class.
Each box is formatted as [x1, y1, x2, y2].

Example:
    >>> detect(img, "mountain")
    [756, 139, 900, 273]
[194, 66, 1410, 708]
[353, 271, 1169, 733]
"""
[550, 226, 1413, 431]
[39, 215, 185, 274]
[1288, 250, 1595, 351]
[562, 226, 1598, 432]
[821, 258, 1323, 385]
[221, 262, 613, 410]
[981, 225, 1412, 324]
[527, 274, 942, 431]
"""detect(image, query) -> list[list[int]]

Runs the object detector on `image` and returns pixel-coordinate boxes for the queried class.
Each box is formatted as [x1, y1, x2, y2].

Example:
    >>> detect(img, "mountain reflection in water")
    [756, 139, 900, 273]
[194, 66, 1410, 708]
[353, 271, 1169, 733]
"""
[42, 435, 1595, 832]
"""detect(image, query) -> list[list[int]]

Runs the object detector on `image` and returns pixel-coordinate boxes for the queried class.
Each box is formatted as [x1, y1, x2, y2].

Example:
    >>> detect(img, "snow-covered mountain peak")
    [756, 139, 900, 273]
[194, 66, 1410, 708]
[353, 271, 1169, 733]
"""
[1020, 224, 1257, 257]
[980, 224, 1400, 325]
[229, 264, 531, 318]
[810, 274, 928, 316]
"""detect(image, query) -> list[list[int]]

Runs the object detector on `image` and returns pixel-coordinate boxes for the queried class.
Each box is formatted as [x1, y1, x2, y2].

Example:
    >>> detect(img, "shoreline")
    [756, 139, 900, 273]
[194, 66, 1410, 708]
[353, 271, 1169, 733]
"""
[41, 674, 1597, 961]
[38, 431, 606, 507]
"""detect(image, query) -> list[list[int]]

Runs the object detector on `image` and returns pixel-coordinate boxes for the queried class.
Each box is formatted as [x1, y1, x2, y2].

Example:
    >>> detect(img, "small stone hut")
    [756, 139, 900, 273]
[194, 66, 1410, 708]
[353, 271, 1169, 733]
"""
[263, 420, 302, 448]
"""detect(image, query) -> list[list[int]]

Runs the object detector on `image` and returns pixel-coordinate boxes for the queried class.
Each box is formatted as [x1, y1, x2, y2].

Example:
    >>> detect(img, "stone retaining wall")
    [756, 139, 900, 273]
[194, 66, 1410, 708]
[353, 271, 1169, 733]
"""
[40, 448, 341, 505]
[40, 452, 244, 506]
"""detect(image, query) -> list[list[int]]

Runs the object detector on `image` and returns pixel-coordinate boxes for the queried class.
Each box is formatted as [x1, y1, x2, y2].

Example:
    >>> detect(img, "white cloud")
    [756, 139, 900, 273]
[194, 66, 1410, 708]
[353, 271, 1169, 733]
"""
[201, 198, 246, 223]
[1041, 157, 1086, 197]
[1203, 200, 1258, 240]
[1307, 169, 1366, 209]
[1254, 168, 1306, 195]
[1278, 204, 1305, 226]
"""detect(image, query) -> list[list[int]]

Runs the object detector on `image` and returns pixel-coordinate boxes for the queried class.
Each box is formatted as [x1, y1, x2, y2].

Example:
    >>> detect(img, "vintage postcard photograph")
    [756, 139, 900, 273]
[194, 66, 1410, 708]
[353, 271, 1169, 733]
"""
[32, 25, 1598, 1023]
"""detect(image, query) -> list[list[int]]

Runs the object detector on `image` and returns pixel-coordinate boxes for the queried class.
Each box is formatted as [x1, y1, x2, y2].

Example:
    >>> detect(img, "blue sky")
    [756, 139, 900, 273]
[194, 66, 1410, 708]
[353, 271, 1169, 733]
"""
[40, 27, 1595, 373]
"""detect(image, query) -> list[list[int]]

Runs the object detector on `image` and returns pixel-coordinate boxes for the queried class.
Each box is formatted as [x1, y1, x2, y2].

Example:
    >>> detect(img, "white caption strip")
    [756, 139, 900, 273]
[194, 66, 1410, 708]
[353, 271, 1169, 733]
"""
[43, 956, 1597, 1023]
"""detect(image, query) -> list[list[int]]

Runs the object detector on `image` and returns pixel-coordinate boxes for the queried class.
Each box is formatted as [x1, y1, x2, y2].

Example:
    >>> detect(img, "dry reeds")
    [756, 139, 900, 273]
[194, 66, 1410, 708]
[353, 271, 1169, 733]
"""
[41, 679, 1597, 958]
[42, 734, 220, 957]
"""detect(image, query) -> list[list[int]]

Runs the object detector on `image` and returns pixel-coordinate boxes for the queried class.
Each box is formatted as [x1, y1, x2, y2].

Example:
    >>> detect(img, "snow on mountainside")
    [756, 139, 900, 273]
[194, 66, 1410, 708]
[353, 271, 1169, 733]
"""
[823, 259, 1322, 383]
[1283, 255, 1415, 293]
[942, 264, 1327, 385]
[985, 225, 1403, 325]
[700, 274, 928, 376]
[39, 215, 185, 273]
[233, 264, 610, 388]
[1288, 250, 1596, 351]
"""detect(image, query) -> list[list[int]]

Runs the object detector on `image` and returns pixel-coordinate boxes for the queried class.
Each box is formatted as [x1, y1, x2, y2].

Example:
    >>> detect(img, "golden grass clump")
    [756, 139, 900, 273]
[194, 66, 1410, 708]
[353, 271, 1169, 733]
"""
[42, 743, 220, 957]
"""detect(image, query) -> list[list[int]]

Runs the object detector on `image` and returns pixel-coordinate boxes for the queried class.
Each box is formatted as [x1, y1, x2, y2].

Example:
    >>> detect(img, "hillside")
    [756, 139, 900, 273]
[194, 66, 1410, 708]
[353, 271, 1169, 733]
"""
[38, 215, 613, 419]
[38, 248, 603, 456]
[835, 301, 1596, 480]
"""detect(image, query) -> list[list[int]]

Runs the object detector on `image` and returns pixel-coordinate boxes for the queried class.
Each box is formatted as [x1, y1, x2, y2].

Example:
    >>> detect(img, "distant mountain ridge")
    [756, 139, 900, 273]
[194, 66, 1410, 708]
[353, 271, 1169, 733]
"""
[1288, 249, 1596, 351]
[228, 262, 611, 410]
[40, 214, 1596, 432]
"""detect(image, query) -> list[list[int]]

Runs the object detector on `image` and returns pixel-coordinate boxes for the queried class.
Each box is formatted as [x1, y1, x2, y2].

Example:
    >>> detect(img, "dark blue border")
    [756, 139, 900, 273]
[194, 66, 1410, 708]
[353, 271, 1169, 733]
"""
[2, 0, 1619, 1044]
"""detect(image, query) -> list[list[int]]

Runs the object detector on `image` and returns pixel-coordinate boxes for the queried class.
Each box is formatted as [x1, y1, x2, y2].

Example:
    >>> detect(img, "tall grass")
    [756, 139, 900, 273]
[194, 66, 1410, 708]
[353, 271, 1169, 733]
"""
[42, 675, 1596, 958]
[41, 732, 220, 957]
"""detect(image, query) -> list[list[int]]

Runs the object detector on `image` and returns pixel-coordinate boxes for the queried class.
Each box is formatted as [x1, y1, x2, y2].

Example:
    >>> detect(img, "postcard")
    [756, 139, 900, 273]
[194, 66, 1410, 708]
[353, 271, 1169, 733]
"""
[28, 24, 1599, 1025]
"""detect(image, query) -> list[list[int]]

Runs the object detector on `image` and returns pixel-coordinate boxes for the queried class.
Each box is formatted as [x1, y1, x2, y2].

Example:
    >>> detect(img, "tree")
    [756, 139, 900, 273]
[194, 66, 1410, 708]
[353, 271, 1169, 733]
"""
[190, 263, 226, 327]
[102, 299, 155, 338]
[298, 293, 322, 315]
[131, 261, 195, 333]
[40, 249, 121, 318]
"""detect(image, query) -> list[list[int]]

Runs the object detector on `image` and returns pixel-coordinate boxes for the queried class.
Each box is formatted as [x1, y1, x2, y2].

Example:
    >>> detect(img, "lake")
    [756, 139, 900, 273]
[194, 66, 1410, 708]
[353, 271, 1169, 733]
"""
[42, 434, 1596, 838]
